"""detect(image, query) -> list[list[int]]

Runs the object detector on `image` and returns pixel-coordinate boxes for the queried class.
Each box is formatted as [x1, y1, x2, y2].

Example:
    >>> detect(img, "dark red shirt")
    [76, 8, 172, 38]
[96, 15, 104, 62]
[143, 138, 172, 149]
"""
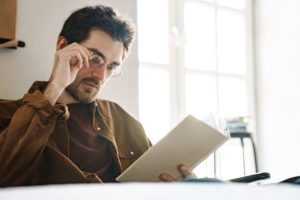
[67, 103, 118, 182]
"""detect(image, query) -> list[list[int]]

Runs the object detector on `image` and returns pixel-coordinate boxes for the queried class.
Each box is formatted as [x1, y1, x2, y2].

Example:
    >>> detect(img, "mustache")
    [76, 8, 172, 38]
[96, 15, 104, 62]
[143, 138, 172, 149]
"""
[81, 77, 102, 88]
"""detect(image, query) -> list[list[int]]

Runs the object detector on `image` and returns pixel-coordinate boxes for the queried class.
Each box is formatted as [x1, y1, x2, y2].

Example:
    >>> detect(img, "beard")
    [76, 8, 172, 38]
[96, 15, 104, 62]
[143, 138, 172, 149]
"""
[66, 77, 103, 103]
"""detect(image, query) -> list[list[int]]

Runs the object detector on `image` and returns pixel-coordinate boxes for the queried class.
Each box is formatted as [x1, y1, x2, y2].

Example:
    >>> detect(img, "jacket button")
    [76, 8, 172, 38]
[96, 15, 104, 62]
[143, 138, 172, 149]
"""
[130, 151, 134, 155]
[96, 127, 101, 131]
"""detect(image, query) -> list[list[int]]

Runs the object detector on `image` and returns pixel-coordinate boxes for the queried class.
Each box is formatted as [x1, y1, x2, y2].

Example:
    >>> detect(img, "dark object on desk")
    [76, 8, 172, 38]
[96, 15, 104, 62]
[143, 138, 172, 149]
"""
[229, 172, 270, 183]
[279, 176, 300, 185]
[180, 172, 270, 184]
[180, 177, 224, 183]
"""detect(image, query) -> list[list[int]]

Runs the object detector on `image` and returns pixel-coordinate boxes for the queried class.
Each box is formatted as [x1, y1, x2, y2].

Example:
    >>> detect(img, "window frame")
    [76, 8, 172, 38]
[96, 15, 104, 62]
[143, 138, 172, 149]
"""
[138, 0, 256, 177]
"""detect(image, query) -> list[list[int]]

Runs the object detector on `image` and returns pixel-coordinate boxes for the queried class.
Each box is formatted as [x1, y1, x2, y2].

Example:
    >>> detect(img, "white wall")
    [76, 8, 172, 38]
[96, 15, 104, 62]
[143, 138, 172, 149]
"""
[255, 0, 300, 180]
[0, 0, 139, 118]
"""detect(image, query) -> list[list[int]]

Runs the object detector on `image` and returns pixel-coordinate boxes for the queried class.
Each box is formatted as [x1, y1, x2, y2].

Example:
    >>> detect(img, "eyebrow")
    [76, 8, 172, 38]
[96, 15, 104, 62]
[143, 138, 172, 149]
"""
[87, 48, 121, 66]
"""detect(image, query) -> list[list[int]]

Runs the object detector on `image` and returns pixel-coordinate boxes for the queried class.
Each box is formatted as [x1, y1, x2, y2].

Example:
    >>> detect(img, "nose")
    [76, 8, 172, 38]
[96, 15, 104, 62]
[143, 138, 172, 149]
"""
[91, 63, 108, 81]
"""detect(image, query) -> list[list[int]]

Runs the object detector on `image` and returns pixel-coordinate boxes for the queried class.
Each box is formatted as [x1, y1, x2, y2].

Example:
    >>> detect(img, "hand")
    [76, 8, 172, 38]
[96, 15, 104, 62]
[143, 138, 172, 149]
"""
[159, 164, 196, 182]
[44, 43, 91, 105]
[49, 42, 91, 91]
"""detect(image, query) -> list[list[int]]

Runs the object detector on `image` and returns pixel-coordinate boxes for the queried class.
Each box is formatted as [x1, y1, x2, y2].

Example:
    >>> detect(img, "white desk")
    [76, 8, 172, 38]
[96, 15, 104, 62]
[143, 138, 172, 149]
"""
[0, 183, 299, 200]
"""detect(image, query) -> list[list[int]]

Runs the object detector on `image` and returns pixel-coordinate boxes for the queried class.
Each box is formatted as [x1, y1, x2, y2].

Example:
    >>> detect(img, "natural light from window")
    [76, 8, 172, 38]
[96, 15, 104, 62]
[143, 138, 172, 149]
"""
[138, 0, 255, 180]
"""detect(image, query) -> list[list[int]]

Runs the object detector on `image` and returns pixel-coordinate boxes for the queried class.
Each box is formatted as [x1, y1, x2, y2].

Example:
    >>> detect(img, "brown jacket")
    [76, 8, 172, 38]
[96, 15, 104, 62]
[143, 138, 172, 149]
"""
[0, 81, 151, 187]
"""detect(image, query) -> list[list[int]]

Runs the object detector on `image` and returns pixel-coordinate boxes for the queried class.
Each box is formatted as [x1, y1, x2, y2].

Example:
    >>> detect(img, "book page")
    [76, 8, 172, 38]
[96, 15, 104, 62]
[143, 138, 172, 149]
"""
[116, 115, 230, 182]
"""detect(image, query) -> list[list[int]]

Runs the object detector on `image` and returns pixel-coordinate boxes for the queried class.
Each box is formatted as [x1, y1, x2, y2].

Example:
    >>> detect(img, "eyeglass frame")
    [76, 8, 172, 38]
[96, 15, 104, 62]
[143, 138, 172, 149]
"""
[88, 50, 123, 78]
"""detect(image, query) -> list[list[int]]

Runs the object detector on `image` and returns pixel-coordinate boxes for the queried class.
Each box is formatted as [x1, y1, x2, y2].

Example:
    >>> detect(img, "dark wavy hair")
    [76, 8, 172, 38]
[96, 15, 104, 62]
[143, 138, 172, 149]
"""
[59, 5, 135, 58]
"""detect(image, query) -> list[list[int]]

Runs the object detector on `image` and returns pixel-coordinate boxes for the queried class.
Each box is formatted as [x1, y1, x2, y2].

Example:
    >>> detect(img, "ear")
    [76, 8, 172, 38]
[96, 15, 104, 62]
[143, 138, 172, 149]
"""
[56, 36, 69, 50]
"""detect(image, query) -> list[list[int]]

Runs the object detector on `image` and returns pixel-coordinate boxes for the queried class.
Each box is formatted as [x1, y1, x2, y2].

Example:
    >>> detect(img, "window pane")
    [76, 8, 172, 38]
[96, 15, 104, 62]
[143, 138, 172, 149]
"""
[193, 154, 215, 178]
[217, 0, 245, 10]
[244, 138, 256, 175]
[185, 72, 218, 119]
[217, 9, 246, 75]
[137, 0, 169, 64]
[139, 66, 170, 143]
[218, 77, 248, 118]
[184, 1, 216, 71]
[216, 139, 245, 179]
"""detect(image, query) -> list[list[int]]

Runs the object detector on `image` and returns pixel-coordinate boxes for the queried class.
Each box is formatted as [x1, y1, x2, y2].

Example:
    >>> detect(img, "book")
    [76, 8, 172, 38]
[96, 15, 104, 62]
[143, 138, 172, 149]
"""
[116, 115, 230, 182]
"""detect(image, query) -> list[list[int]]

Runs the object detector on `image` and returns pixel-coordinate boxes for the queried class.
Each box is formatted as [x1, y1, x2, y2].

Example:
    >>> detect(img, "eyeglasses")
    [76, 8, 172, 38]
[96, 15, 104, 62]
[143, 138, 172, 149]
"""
[89, 53, 123, 78]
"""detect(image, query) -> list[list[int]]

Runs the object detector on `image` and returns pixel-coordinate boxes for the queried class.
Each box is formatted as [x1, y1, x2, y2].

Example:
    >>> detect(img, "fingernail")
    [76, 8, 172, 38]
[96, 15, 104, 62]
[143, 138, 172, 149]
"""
[159, 174, 167, 179]
[159, 174, 171, 181]
[179, 164, 187, 170]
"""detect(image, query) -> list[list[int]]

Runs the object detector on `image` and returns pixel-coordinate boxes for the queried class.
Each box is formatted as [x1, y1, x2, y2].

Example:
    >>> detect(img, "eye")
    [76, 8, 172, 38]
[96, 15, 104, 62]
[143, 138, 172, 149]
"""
[90, 54, 104, 65]
[107, 65, 123, 77]
[107, 64, 117, 71]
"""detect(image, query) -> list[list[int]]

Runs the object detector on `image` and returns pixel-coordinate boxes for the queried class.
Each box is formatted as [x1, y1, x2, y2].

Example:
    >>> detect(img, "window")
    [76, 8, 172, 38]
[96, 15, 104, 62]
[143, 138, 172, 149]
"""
[138, 0, 255, 179]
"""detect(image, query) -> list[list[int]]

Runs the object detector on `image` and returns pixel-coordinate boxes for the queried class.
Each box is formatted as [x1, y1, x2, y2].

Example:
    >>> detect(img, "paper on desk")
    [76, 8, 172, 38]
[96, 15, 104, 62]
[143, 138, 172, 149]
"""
[116, 115, 230, 182]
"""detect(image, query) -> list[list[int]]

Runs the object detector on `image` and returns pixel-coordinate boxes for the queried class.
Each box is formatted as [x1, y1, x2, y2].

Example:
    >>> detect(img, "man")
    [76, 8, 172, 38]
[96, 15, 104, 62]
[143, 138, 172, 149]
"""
[0, 5, 192, 187]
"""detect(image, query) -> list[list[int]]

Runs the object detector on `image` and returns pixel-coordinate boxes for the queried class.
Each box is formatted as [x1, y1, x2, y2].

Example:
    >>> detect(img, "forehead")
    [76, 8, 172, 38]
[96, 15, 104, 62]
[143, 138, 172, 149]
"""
[80, 29, 124, 63]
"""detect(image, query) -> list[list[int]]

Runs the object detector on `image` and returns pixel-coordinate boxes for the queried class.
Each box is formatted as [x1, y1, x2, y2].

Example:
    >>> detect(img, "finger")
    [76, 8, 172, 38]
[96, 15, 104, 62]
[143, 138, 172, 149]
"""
[79, 45, 92, 68]
[68, 51, 83, 69]
[178, 164, 194, 178]
[66, 43, 90, 68]
[159, 173, 176, 182]
[81, 45, 92, 59]
[75, 46, 90, 68]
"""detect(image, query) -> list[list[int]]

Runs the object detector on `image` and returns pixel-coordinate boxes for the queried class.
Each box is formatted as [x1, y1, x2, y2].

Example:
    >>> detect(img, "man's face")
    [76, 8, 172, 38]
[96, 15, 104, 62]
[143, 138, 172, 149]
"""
[66, 29, 124, 103]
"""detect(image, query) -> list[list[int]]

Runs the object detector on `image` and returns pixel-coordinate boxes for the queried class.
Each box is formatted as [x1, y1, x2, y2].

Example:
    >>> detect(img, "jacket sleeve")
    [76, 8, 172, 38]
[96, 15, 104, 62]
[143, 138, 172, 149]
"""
[0, 90, 68, 186]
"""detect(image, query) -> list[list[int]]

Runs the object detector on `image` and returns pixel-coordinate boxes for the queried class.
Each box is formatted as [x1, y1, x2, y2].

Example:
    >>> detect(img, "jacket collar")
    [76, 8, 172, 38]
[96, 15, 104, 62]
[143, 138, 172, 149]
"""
[28, 81, 116, 144]
[28, 81, 48, 93]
